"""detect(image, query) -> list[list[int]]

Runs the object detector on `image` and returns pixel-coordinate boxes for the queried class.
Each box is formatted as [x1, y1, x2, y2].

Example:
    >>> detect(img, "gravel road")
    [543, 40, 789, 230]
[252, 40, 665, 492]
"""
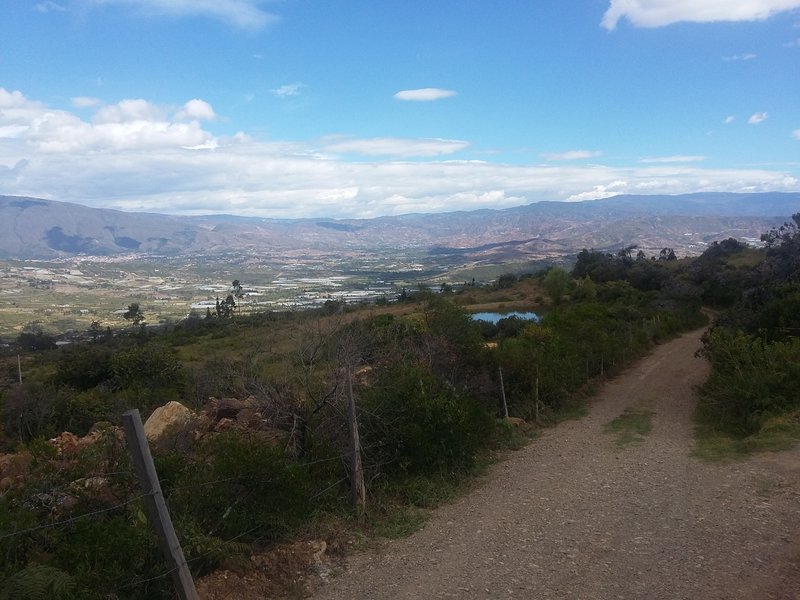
[311, 329, 800, 600]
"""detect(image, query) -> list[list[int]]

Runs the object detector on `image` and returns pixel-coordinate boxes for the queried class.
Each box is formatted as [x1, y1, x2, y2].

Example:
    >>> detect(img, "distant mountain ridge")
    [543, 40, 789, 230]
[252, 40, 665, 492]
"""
[0, 192, 797, 260]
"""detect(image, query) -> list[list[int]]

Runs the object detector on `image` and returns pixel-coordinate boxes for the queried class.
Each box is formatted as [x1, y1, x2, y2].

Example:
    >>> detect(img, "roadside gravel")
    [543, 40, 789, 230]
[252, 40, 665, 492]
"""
[311, 329, 800, 600]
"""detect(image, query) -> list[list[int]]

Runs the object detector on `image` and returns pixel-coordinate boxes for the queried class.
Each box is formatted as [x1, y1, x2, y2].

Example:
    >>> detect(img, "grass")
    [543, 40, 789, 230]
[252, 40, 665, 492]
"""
[693, 413, 800, 462]
[556, 398, 590, 423]
[605, 407, 654, 448]
[370, 506, 429, 539]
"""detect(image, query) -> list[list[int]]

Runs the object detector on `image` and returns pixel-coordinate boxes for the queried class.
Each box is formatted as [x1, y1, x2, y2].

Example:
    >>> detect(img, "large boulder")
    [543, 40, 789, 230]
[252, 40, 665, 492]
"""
[144, 401, 193, 441]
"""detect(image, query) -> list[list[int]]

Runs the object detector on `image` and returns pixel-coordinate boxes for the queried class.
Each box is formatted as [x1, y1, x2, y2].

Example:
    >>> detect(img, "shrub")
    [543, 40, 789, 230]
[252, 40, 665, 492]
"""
[360, 364, 493, 478]
[157, 431, 316, 545]
[698, 329, 800, 435]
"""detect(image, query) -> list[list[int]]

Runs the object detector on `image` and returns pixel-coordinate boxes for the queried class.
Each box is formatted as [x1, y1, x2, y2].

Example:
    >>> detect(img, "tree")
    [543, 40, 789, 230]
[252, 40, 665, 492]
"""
[659, 248, 677, 261]
[496, 273, 518, 289]
[123, 302, 145, 326]
[232, 280, 245, 313]
[17, 322, 57, 351]
[89, 320, 102, 341]
[542, 267, 571, 305]
[215, 295, 236, 318]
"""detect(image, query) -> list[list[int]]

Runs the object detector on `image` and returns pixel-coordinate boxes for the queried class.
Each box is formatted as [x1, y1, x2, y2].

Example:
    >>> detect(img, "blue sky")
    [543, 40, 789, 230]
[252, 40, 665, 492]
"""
[1, 0, 799, 218]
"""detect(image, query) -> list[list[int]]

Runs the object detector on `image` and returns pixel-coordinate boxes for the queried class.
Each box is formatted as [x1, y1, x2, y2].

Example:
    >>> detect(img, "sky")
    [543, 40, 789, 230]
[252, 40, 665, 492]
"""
[1, 0, 799, 219]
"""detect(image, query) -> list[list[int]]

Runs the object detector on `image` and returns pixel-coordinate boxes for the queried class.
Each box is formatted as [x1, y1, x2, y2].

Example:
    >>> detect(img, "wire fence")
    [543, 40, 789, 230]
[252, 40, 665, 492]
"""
[0, 436, 356, 597]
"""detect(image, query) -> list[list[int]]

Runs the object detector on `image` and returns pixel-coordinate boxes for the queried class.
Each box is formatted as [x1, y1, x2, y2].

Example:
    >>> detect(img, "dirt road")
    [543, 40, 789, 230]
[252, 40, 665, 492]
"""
[311, 329, 800, 599]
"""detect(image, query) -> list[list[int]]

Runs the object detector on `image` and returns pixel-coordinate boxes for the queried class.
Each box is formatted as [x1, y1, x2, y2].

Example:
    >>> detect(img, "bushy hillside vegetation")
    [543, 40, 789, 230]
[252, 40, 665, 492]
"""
[3, 225, 798, 598]
[694, 215, 800, 454]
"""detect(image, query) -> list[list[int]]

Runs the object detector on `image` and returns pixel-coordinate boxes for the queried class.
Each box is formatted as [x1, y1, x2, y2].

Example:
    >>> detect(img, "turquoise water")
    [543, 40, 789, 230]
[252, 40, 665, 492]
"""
[470, 311, 540, 324]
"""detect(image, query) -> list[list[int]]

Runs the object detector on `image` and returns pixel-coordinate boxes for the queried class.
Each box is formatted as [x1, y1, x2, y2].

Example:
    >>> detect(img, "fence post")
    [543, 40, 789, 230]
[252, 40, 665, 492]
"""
[122, 409, 199, 600]
[346, 367, 366, 518]
[499, 366, 509, 419]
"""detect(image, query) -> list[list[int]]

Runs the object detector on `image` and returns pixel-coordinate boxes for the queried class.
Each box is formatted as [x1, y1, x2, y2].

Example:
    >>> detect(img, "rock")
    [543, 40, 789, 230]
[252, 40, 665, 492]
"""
[215, 417, 236, 432]
[236, 408, 260, 427]
[506, 417, 527, 428]
[216, 397, 245, 419]
[49, 432, 81, 455]
[0, 452, 31, 481]
[144, 401, 193, 441]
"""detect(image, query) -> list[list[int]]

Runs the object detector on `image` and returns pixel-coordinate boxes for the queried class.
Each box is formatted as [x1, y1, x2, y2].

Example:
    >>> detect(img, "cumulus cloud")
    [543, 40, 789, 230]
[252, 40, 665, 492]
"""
[793, 129, 800, 139]
[394, 88, 457, 101]
[724, 115, 736, 124]
[602, 0, 800, 30]
[541, 150, 602, 161]
[85, 0, 276, 30]
[748, 111, 769, 124]
[71, 96, 102, 108]
[175, 99, 216, 121]
[565, 180, 630, 202]
[0, 90, 215, 154]
[270, 83, 304, 98]
[0, 89, 34, 109]
[94, 99, 165, 124]
[321, 136, 469, 158]
[1, 87, 798, 219]
[639, 155, 707, 163]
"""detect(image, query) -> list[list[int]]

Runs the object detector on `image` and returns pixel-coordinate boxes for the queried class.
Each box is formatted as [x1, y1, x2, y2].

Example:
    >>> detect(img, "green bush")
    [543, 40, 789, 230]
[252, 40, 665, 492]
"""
[698, 329, 800, 435]
[360, 364, 493, 478]
[157, 431, 317, 545]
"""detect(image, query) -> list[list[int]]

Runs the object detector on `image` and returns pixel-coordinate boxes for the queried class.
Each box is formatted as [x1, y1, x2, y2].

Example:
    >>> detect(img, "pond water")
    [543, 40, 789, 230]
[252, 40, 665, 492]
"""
[470, 311, 540, 324]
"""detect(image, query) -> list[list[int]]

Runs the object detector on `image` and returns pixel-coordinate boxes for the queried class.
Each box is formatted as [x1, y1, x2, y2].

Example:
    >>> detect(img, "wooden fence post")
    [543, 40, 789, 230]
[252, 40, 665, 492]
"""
[346, 367, 366, 518]
[122, 409, 199, 600]
[499, 366, 509, 419]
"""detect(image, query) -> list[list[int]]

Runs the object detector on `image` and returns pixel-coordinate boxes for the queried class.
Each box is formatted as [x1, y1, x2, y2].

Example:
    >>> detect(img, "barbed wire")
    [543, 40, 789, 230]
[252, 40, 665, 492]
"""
[115, 524, 262, 591]
[0, 492, 149, 541]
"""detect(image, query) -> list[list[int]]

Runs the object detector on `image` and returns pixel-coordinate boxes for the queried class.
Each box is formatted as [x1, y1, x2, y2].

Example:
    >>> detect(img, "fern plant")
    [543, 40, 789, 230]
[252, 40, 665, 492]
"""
[1, 563, 77, 600]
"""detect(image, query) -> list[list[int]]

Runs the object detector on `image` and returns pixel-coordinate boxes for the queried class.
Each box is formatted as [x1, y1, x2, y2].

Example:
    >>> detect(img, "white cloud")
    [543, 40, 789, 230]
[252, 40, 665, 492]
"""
[793, 129, 800, 139]
[0, 91, 215, 154]
[35, 1, 66, 13]
[71, 96, 102, 108]
[639, 155, 707, 163]
[270, 83, 304, 98]
[94, 99, 165, 124]
[724, 115, 736, 124]
[85, 0, 276, 30]
[0, 125, 29, 139]
[748, 111, 769, 124]
[723, 53, 757, 61]
[0, 87, 798, 219]
[565, 180, 630, 202]
[394, 88, 457, 102]
[0, 89, 33, 109]
[784, 37, 800, 46]
[602, 0, 800, 30]
[541, 150, 602, 161]
[175, 99, 216, 122]
[321, 137, 469, 158]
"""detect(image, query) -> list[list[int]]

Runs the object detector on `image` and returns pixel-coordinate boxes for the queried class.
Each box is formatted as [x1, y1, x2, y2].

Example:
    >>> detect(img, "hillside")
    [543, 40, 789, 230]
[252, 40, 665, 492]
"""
[310, 329, 800, 600]
[1, 192, 797, 260]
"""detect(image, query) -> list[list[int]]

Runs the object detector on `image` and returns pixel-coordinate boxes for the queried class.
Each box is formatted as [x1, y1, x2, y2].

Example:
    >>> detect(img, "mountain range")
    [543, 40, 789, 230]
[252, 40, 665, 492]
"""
[1, 192, 798, 261]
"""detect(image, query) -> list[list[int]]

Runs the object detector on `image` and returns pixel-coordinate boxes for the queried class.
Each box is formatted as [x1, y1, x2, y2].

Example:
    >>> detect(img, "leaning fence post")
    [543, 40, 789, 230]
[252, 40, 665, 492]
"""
[122, 409, 199, 600]
[499, 366, 509, 419]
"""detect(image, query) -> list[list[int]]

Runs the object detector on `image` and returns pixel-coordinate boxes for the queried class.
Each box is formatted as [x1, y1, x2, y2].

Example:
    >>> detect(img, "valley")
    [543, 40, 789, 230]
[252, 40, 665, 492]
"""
[0, 191, 797, 338]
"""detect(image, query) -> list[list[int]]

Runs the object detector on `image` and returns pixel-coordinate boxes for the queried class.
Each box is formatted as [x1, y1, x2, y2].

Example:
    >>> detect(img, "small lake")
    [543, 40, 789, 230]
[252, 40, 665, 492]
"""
[470, 311, 540, 324]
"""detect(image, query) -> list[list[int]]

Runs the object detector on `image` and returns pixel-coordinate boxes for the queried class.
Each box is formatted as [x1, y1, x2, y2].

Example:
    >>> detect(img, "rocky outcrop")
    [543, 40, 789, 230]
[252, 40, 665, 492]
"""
[144, 400, 193, 441]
